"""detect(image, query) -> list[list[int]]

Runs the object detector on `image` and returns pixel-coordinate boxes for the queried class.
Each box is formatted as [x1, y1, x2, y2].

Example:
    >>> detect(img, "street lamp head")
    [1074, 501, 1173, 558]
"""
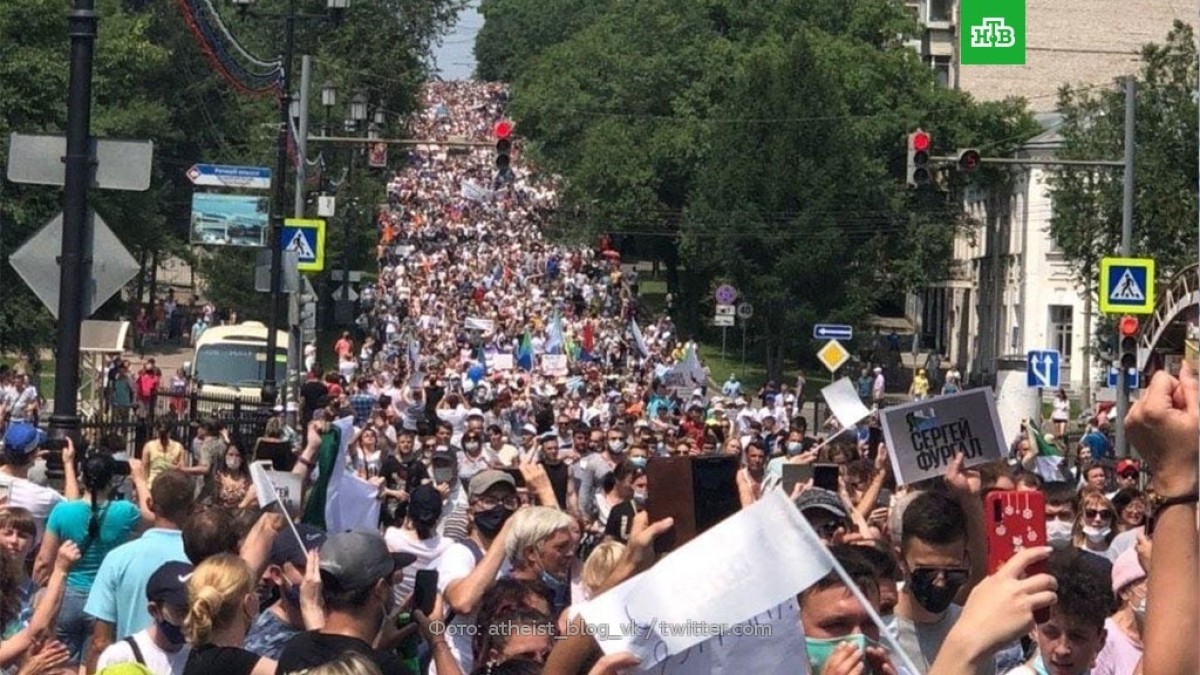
[231, 0, 254, 5]
[350, 93, 368, 123]
[368, 122, 381, 140]
[374, 108, 387, 126]
[288, 97, 300, 122]
[327, 0, 350, 8]
[321, 80, 337, 108]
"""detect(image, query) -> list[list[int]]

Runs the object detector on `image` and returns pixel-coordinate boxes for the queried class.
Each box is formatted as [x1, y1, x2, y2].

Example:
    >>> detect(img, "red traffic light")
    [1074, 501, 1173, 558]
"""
[911, 130, 931, 152]
[494, 120, 513, 139]
[1118, 315, 1139, 337]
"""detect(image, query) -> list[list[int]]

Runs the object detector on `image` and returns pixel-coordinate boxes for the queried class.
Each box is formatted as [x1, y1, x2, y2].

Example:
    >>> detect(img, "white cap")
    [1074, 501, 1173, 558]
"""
[734, 397, 747, 406]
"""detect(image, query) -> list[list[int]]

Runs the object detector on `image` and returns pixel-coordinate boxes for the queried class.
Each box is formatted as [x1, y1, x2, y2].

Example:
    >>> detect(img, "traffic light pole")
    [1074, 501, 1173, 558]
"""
[1114, 78, 1136, 458]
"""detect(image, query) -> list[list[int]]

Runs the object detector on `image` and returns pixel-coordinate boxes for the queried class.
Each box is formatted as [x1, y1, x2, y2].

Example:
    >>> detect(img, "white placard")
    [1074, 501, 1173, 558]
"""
[879, 388, 1006, 486]
[489, 353, 514, 371]
[542, 353, 568, 376]
[821, 377, 871, 428]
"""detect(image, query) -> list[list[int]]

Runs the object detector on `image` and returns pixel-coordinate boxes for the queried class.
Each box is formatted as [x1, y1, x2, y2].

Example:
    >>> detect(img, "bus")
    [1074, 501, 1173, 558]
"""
[186, 321, 289, 402]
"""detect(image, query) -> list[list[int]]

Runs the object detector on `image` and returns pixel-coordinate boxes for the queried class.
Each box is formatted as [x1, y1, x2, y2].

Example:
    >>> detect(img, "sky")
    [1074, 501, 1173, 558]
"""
[430, 0, 482, 81]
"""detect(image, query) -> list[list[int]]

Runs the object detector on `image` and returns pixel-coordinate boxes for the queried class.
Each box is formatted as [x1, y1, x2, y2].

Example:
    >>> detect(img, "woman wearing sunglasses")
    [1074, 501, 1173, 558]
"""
[1071, 487, 1118, 561]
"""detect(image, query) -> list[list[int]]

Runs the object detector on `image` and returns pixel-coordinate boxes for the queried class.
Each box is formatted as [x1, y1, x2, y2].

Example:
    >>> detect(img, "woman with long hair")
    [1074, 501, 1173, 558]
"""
[1072, 487, 1119, 561]
[201, 445, 254, 510]
[1051, 387, 1071, 438]
[34, 450, 140, 662]
[182, 554, 274, 675]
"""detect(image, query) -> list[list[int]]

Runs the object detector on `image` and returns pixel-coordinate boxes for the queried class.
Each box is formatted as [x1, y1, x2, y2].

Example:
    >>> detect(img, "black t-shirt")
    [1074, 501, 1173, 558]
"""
[542, 461, 570, 510]
[381, 455, 429, 523]
[276, 631, 412, 675]
[300, 380, 329, 423]
[605, 500, 638, 543]
[184, 644, 262, 675]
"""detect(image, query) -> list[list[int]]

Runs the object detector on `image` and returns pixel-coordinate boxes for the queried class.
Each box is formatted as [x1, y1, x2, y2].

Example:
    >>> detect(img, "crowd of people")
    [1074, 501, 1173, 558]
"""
[0, 79, 1193, 675]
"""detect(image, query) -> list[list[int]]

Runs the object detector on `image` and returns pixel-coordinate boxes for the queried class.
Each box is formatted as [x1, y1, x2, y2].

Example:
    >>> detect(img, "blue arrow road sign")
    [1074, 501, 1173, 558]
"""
[1106, 367, 1140, 390]
[1026, 350, 1061, 388]
[813, 324, 853, 340]
[187, 163, 272, 190]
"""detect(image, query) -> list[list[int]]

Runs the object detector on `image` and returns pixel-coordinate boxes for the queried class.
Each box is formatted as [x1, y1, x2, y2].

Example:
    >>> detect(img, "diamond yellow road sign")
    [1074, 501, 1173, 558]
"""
[817, 339, 850, 373]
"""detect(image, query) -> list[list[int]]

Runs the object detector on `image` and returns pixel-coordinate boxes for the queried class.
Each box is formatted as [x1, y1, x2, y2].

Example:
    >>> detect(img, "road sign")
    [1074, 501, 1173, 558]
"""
[317, 195, 336, 217]
[737, 302, 754, 319]
[813, 324, 853, 341]
[715, 304, 735, 316]
[715, 284, 738, 305]
[186, 163, 272, 190]
[817, 339, 851, 373]
[1099, 257, 1155, 314]
[7, 133, 153, 191]
[281, 218, 326, 272]
[1106, 367, 1141, 389]
[9, 210, 139, 319]
[254, 250, 300, 294]
[330, 270, 364, 282]
[1025, 350, 1061, 388]
[333, 285, 360, 302]
[713, 315, 735, 327]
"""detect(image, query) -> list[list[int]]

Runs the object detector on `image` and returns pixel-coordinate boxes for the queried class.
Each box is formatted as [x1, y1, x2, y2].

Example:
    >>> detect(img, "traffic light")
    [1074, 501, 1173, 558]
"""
[957, 148, 981, 172]
[906, 129, 932, 187]
[1118, 315, 1139, 388]
[494, 120, 513, 170]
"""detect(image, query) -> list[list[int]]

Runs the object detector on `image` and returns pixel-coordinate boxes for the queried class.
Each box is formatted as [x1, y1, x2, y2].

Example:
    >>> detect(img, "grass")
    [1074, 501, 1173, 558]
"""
[696, 342, 832, 395]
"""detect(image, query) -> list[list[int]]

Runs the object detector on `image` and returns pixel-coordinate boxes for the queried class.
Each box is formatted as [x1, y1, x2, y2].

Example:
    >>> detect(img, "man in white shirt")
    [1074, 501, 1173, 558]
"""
[0, 422, 64, 540]
[95, 561, 193, 675]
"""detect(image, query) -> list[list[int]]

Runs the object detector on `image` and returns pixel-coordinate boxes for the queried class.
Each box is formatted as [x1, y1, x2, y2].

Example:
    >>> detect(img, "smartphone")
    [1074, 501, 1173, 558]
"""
[813, 464, 840, 492]
[985, 491, 1047, 575]
[411, 569, 438, 616]
[432, 467, 455, 486]
[875, 488, 892, 509]
[781, 463, 814, 497]
[41, 438, 66, 452]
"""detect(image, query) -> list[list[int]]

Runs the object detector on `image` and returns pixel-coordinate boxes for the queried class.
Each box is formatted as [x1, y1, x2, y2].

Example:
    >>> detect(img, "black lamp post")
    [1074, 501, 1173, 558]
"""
[231, 0, 349, 404]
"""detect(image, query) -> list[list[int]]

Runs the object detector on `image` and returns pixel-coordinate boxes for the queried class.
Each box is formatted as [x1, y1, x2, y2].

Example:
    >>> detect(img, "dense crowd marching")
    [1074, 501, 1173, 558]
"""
[0, 80, 1194, 675]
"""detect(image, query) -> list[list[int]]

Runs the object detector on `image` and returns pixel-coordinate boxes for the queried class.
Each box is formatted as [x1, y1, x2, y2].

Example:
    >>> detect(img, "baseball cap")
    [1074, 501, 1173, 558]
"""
[97, 665, 154, 675]
[431, 449, 456, 466]
[469, 469, 516, 497]
[146, 561, 194, 607]
[270, 524, 327, 568]
[1117, 459, 1140, 476]
[408, 485, 444, 523]
[794, 488, 848, 520]
[467, 408, 485, 419]
[538, 431, 558, 442]
[3, 422, 44, 456]
[319, 531, 416, 593]
[521, 424, 537, 436]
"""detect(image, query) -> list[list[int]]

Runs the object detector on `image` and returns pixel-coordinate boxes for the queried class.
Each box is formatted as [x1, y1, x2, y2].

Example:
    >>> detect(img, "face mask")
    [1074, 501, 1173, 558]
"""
[629, 456, 648, 469]
[786, 442, 804, 456]
[226, 456, 242, 471]
[464, 442, 480, 452]
[540, 569, 568, 595]
[1132, 595, 1147, 624]
[608, 440, 626, 454]
[157, 618, 186, 646]
[1046, 520, 1074, 547]
[908, 568, 967, 615]
[1083, 525, 1111, 543]
[1033, 653, 1050, 675]
[473, 505, 512, 537]
[633, 490, 647, 506]
[806, 634, 867, 674]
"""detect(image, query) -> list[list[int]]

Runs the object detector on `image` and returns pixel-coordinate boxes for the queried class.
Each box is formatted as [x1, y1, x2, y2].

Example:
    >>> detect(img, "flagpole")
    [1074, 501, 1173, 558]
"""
[825, 552, 923, 675]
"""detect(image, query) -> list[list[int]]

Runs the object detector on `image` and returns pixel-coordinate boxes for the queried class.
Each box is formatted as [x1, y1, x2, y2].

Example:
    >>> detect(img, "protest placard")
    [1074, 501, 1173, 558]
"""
[542, 353, 568, 376]
[879, 388, 1006, 486]
[464, 317, 494, 333]
[821, 377, 871, 428]
[489, 353, 514, 371]
[579, 490, 829, 670]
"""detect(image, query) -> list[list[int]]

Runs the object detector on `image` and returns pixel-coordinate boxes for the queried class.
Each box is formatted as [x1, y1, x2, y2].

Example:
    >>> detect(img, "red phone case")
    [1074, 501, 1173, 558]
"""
[985, 491, 1047, 576]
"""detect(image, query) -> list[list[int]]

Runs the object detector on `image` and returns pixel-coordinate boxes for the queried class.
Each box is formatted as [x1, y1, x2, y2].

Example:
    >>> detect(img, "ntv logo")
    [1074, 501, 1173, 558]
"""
[969, 18, 1017, 48]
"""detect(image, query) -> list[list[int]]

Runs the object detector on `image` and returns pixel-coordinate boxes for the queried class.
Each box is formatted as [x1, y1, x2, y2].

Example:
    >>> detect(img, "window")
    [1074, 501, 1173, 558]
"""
[1049, 305, 1073, 363]
[933, 56, 951, 88]
[928, 0, 952, 22]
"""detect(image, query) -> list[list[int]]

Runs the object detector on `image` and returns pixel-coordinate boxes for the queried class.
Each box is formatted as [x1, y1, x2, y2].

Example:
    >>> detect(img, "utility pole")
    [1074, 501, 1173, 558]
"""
[49, 0, 98, 439]
[1114, 78, 1136, 458]
[285, 54, 311, 424]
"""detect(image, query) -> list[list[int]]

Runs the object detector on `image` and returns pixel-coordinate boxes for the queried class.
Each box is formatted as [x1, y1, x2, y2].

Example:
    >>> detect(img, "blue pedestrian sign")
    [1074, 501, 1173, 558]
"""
[280, 218, 326, 272]
[1099, 257, 1155, 315]
[1026, 350, 1061, 389]
[1106, 367, 1141, 390]
[813, 324, 853, 341]
[186, 163, 272, 190]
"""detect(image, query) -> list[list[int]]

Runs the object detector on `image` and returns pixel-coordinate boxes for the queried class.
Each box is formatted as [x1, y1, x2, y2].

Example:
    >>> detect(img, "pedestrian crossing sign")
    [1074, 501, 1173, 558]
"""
[281, 218, 326, 272]
[1099, 257, 1155, 314]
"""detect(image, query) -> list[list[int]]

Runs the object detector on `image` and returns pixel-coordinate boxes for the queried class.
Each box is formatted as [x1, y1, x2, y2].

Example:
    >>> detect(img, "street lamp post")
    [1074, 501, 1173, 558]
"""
[338, 96, 368, 321]
[234, 0, 348, 404]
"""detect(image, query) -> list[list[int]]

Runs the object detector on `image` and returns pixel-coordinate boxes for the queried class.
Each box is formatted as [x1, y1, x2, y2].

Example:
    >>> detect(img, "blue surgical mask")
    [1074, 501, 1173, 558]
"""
[806, 633, 867, 673]
[629, 456, 648, 468]
[786, 442, 804, 456]
[1033, 653, 1050, 675]
[157, 618, 186, 646]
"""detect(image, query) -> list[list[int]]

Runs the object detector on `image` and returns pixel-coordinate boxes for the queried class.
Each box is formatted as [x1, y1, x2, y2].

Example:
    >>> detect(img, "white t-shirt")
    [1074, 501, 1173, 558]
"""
[384, 526, 454, 601]
[0, 473, 64, 540]
[432, 541, 511, 675]
[96, 629, 191, 675]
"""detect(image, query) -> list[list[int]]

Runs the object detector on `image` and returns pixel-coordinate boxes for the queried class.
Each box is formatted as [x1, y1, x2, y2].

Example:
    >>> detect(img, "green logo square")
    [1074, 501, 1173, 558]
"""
[960, 0, 1025, 65]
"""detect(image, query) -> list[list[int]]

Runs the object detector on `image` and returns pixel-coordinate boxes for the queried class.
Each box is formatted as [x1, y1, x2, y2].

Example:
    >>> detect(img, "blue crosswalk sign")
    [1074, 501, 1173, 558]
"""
[1099, 257, 1155, 314]
[280, 219, 326, 272]
[1026, 350, 1060, 388]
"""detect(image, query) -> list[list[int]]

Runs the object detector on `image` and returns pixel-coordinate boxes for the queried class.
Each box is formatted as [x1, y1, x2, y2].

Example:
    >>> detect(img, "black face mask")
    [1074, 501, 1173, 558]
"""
[908, 566, 969, 615]
[473, 505, 513, 537]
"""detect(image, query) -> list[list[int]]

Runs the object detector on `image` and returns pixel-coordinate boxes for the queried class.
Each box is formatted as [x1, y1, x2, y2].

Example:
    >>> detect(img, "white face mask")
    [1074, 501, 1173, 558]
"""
[1082, 525, 1111, 542]
[1046, 520, 1074, 547]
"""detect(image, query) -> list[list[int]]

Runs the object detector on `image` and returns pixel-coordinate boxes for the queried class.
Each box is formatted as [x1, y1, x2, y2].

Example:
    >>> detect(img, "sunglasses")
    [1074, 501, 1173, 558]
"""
[1085, 508, 1113, 520]
[910, 566, 971, 588]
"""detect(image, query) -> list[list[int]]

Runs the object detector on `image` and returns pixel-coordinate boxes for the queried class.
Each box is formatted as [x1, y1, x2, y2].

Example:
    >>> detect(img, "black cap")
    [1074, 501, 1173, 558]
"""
[408, 485, 444, 523]
[270, 524, 327, 568]
[431, 450, 456, 466]
[146, 561, 194, 606]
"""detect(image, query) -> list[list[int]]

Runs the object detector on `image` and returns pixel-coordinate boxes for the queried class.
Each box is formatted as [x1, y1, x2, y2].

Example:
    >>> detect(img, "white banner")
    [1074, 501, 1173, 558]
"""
[489, 353, 514, 371]
[542, 353, 568, 376]
[465, 317, 495, 333]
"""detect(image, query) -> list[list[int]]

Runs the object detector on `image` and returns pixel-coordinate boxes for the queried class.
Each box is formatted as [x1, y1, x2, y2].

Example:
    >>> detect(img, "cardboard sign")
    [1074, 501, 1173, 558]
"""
[542, 353, 568, 376]
[579, 491, 830, 670]
[489, 353, 514, 371]
[879, 388, 1006, 486]
[821, 377, 871, 428]
[265, 469, 302, 514]
[464, 317, 494, 333]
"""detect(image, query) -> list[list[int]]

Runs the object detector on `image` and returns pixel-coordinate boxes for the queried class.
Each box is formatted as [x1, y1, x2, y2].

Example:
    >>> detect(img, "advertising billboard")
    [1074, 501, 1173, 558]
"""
[190, 192, 270, 247]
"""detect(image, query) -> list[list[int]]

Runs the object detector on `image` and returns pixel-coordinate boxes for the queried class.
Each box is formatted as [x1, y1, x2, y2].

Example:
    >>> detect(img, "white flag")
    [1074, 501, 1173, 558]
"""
[630, 320, 650, 359]
[821, 377, 872, 428]
[250, 461, 279, 509]
[325, 417, 382, 532]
